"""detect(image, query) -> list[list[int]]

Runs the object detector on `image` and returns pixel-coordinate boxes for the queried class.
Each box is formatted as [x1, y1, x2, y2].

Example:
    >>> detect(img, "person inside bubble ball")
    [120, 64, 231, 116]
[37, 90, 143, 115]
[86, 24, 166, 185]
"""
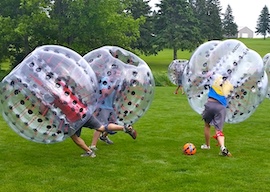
[174, 73, 184, 95]
[71, 115, 136, 157]
[40, 79, 136, 158]
[89, 77, 119, 151]
[174, 85, 184, 95]
[201, 73, 233, 157]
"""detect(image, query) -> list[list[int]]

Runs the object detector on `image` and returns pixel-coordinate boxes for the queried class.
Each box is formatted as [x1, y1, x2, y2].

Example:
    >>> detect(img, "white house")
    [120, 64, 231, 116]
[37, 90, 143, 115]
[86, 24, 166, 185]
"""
[238, 26, 254, 38]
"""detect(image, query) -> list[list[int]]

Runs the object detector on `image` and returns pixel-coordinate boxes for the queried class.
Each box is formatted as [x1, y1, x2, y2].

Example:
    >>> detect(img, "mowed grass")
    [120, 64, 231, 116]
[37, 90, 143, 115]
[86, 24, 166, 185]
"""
[1, 38, 270, 191]
[141, 38, 270, 73]
[0, 87, 270, 192]
[140, 49, 192, 73]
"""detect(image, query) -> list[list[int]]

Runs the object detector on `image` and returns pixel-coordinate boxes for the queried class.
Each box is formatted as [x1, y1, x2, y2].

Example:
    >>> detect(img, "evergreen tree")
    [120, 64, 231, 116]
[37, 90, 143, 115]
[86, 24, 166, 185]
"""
[189, 0, 223, 41]
[222, 4, 238, 38]
[189, 0, 207, 40]
[255, 5, 270, 39]
[155, 0, 203, 59]
[206, 0, 223, 40]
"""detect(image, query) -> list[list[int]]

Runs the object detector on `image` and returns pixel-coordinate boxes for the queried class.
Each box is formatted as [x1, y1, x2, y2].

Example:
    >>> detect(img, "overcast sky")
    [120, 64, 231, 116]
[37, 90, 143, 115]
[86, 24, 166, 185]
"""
[149, 0, 270, 37]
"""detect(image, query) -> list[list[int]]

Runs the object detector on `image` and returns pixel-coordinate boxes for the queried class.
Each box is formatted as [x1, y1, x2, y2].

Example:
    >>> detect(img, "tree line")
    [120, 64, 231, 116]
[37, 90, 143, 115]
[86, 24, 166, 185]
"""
[0, 0, 269, 68]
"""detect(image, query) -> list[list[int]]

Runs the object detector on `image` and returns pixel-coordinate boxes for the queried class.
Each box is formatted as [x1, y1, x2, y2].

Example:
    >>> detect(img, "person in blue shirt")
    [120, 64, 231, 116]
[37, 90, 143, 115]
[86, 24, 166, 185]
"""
[90, 77, 133, 150]
[201, 74, 233, 157]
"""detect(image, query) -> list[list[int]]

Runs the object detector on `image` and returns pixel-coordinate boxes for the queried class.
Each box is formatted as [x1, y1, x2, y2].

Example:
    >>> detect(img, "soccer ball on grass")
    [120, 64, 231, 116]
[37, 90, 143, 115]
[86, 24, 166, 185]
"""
[183, 143, 196, 155]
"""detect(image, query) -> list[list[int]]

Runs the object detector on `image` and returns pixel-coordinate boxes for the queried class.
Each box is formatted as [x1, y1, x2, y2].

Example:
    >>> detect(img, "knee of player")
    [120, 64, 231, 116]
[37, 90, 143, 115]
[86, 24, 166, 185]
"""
[215, 130, 224, 138]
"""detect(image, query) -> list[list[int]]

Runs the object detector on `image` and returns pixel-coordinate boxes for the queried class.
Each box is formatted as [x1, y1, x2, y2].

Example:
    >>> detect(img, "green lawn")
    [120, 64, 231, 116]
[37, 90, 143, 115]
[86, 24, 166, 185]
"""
[141, 38, 270, 73]
[1, 87, 269, 192]
[1, 38, 270, 191]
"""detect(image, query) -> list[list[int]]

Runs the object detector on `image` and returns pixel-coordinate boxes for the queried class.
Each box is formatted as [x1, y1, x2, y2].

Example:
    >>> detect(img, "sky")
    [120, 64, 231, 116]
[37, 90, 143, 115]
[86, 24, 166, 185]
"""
[149, 0, 270, 37]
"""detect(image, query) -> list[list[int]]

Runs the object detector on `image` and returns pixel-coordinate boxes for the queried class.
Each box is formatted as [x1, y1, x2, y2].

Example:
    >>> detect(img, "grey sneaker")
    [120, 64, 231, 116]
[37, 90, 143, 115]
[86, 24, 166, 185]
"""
[90, 146, 98, 151]
[219, 147, 232, 157]
[124, 125, 137, 139]
[99, 135, 114, 144]
[80, 151, 96, 158]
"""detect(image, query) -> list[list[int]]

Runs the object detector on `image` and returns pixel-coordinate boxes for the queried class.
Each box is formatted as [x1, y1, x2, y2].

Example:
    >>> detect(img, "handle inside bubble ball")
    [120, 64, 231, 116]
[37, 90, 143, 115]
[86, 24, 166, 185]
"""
[48, 80, 88, 123]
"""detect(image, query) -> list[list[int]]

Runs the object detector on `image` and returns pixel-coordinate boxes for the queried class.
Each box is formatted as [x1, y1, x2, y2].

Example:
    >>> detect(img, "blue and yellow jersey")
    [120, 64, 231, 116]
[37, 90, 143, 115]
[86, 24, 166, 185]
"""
[208, 75, 233, 107]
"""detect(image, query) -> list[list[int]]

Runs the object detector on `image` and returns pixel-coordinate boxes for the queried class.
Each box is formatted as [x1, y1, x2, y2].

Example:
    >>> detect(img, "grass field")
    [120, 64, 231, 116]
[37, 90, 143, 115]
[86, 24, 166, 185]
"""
[140, 38, 270, 73]
[0, 87, 270, 192]
[0, 38, 270, 191]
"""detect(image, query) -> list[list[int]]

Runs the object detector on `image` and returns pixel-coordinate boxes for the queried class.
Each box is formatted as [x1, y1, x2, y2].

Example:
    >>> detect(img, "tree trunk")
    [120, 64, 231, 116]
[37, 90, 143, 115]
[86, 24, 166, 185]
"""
[173, 47, 177, 60]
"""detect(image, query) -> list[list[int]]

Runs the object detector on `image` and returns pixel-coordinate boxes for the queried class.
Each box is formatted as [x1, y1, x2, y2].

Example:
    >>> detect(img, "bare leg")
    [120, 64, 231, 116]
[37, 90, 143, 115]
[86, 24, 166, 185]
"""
[97, 124, 124, 132]
[204, 122, 211, 147]
[71, 134, 92, 153]
[174, 86, 180, 94]
[215, 130, 231, 156]
[215, 130, 225, 148]
[90, 130, 101, 148]
[96, 123, 137, 139]
[181, 86, 185, 94]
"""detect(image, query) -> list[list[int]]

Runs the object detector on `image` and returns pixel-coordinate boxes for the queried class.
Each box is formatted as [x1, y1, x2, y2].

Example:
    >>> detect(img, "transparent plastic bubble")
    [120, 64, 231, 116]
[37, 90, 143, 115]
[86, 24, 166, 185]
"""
[83, 46, 155, 126]
[182, 41, 221, 113]
[0, 45, 99, 143]
[263, 53, 270, 98]
[183, 39, 268, 123]
[167, 59, 188, 86]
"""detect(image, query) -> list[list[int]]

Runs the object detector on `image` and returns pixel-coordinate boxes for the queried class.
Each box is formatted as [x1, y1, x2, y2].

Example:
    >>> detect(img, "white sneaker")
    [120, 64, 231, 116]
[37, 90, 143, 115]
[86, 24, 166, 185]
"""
[80, 151, 96, 158]
[201, 144, 210, 149]
[90, 145, 98, 151]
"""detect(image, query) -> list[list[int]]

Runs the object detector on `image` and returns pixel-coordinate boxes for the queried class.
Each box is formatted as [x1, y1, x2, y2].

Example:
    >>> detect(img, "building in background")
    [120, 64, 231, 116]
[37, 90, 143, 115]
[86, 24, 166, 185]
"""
[238, 26, 254, 38]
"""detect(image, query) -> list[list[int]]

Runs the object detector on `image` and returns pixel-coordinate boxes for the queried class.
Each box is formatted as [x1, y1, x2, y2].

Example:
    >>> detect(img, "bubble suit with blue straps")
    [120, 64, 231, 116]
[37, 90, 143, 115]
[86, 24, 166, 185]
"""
[83, 46, 155, 126]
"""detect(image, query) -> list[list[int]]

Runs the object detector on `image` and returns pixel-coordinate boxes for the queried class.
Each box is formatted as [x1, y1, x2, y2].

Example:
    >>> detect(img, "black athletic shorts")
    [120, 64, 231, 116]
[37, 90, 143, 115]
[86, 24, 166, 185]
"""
[75, 115, 102, 137]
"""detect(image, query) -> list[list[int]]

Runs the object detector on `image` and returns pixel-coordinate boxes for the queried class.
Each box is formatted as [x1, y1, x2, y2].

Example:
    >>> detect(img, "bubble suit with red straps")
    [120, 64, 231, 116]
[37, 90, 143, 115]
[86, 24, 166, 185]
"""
[182, 39, 268, 123]
[0, 45, 99, 143]
[83, 46, 155, 126]
[167, 59, 188, 86]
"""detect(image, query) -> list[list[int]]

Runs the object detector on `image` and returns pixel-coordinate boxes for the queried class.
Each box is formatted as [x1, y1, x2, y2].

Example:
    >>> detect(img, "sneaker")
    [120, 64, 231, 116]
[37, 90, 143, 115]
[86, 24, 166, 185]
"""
[80, 151, 96, 158]
[99, 135, 114, 144]
[124, 125, 137, 139]
[219, 147, 232, 157]
[201, 144, 210, 149]
[90, 145, 98, 151]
